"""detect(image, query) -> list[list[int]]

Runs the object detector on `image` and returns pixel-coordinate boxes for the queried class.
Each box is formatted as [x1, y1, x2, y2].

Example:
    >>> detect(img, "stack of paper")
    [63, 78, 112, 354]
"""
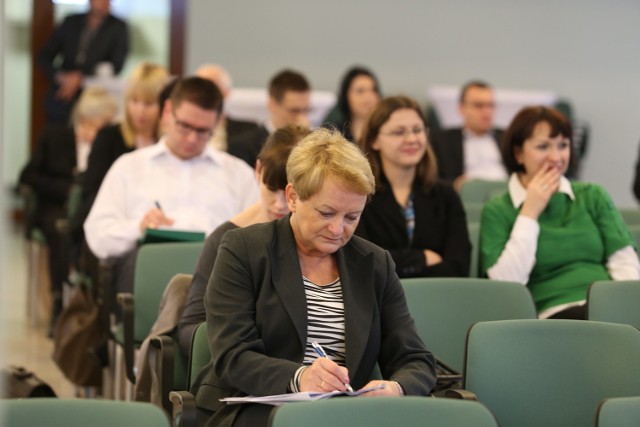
[221, 384, 386, 406]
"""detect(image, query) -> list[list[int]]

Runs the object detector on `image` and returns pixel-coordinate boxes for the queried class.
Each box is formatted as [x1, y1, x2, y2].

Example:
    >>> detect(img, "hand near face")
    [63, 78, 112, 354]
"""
[299, 357, 351, 392]
[520, 164, 561, 220]
[139, 207, 174, 233]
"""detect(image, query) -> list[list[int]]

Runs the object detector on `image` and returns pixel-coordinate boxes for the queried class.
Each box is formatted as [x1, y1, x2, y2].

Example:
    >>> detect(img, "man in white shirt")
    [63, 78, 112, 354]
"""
[84, 76, 259, 293]
[430, 81, 508, 191]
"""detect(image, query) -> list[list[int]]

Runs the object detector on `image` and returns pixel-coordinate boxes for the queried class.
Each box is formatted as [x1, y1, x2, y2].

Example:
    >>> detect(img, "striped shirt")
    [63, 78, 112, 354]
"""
[302, 276, 346, 366]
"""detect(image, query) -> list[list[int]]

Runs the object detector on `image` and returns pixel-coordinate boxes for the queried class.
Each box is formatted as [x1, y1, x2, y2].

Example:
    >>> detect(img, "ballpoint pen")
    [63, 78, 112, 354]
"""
[312, 341, 354, 392]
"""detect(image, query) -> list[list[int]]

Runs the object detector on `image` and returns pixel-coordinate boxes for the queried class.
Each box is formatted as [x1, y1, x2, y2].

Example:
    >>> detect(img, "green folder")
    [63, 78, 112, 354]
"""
[140, 228, 205, 244]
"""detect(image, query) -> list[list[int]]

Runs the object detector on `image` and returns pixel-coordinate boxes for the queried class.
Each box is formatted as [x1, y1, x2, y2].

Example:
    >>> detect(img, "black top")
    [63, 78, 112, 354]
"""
[19, 125, 77, 207]
[70, 123, 133, 242]
[226, 124, 269, 168]
[38, 12, 129, 81]
[355, 174, 471, 278]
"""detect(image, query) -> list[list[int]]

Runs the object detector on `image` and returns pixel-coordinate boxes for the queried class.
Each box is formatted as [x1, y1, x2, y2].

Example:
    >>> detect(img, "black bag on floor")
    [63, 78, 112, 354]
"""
[0, 366, 57, 398]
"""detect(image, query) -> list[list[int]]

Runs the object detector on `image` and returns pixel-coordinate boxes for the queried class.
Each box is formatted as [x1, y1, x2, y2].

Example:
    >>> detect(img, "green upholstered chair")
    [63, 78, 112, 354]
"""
[169, 322, 210, 427]
[596, 396, 640, 427]
[618, 208, 640, 227]
[400, 278, 536, 373]
[587, 280, 640, 329]
[116, 242, 204, 389]
[464, 202, 484, 224]
[453, 319, 640, 427]
[459, 179, 507, 206]
[269, 396, 498, 427]
[0, 398, 170, 427]
[467, 222, 480, 278]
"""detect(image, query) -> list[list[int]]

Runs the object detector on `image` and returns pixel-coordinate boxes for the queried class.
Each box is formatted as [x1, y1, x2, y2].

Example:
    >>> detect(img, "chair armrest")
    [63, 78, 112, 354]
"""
[169, 390, 197, 427]
[150, 335, 175, 414]
[117, 292, 135, 383]
[443, 389, 478, 400]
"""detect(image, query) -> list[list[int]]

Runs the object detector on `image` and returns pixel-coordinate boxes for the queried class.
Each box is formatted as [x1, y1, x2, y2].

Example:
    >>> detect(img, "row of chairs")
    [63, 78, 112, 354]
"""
[2, 395, 638, 427]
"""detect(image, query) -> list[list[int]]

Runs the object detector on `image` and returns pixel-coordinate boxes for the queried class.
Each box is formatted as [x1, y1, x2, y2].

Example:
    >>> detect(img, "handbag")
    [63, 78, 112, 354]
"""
[0, 366, 57, 398]
[52, 283, 104, 387]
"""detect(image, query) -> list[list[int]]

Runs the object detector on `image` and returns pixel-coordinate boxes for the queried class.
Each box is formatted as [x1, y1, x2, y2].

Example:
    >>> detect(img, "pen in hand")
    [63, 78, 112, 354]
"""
[311, 341, 354, 392]
[154, 200, 163, 211]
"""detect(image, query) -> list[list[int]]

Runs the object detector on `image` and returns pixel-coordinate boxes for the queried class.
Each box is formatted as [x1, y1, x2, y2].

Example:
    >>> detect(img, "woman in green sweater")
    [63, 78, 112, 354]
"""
[480, 106, 639, 319]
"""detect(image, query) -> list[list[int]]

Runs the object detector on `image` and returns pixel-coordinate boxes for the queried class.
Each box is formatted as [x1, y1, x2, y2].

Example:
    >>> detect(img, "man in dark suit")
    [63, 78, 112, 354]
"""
[38, 0, 129, 124]
[225, 69, 312, 168]
[430, 81, 507, 191]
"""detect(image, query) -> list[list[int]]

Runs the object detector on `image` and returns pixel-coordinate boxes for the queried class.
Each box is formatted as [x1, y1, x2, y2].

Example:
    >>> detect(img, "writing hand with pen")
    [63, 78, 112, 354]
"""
[139, 201, 174, 233]
[299, 341, 403, 396]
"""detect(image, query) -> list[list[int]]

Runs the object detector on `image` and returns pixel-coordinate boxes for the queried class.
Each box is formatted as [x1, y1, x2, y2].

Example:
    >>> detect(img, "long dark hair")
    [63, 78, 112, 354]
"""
[337, 66, 381, 121]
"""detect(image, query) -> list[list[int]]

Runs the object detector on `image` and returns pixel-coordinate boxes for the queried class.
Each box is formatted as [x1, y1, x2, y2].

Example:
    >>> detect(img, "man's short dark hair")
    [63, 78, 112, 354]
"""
[170, 76, 223, 114]
[459, 80, 492, 104]
[268, 69, 310, 103]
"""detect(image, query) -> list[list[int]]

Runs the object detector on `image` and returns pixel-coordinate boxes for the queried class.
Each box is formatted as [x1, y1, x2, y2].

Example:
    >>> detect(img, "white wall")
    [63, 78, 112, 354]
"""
[187, 0, 640, 207]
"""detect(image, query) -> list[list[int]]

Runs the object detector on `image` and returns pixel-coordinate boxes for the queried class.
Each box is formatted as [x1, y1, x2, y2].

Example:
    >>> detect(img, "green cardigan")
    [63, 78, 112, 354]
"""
[480, 182, 634, 313]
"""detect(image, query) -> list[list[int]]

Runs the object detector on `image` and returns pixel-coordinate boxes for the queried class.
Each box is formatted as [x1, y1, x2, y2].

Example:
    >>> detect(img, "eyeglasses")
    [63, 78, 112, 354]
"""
[172, 111, 214, 140]
[380, 127, 427, 139]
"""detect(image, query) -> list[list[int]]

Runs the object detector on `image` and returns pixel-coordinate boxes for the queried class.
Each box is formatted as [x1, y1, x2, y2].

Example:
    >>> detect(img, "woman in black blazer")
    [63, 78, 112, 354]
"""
[356, 96, 471, 278]
[193, 129, 436, 427]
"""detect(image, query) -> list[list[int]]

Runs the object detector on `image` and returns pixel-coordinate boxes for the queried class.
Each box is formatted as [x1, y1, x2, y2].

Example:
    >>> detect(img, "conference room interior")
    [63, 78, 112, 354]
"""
[1, 0, 639, 417]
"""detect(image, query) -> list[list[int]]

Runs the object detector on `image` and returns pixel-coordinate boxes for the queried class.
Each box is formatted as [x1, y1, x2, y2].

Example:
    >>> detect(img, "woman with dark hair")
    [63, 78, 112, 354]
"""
[480, 105, 639, 319]
[324, 66, 381, 141]
[356, 95, 471, 278]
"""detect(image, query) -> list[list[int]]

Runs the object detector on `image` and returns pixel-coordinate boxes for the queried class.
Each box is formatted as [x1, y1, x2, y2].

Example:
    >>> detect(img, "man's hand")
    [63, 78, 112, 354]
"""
[56, 71, 83, 101]
[139, 208, 174, 232]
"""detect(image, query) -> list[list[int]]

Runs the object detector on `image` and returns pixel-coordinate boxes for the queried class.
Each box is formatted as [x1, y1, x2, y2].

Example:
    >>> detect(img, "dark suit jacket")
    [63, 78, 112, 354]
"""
[38, 13, 129, 81]
[227, 124, 269, 168]
[194, 216, 436, 427]
[19, 126, 77, 207]
[356, 175, 471, 278]
[70, 123, 133, 243]
[430, 128, 505, 182]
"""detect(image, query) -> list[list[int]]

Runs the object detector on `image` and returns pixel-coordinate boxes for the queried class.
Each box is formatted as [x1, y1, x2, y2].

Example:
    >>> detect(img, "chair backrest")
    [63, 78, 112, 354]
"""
[618, 208, 640, 227]
[133, 242, 204, 342]
[0, 398, 170, 427]
[587, 280, 640, 329]
[597, 396, 640, 427]
[464, 319, 640, 427]
[187, 322, 211, 390]
[269, 396, 498, 427]
[401, 278, 536, 372]
[459, 179, 507, 206]
[467, 222, 480, 278]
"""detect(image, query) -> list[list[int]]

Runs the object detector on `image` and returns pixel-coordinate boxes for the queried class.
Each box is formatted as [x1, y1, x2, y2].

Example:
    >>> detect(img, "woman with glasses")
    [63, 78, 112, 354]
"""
[356, 96, 471, 278]
[70, 62, 168, 245]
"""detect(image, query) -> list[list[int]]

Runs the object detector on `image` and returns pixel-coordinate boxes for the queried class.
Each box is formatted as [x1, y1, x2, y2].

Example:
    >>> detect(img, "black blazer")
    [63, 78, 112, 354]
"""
[38, 13, 129, 81]
[227, 124, 269, 168]
[194, 216, 436, 427]
[19, 126, 77, 207]
[430, 128, 505, 182]
[70, 124, 133, 242]
[356, 176, 471, 278]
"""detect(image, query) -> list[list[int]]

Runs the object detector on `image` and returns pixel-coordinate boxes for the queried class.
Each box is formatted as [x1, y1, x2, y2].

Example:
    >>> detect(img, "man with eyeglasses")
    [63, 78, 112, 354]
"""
[430, 80, 507, 191]
[84, 77, 259, 296]
[229, 69, 312, 168]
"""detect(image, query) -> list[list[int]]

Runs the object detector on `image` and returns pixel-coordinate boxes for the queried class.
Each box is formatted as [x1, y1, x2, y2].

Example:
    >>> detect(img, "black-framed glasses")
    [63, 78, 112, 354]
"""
[172, 111, 214, 140]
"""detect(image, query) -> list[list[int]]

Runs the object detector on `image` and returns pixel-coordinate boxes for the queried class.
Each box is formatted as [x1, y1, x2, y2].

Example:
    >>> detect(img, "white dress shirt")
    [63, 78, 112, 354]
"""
[84, 139, 259, 259]
[463, 130, 508, 180]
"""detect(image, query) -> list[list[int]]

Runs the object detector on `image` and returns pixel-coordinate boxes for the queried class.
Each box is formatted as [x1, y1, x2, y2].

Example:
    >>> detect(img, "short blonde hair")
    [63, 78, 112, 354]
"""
[120, 62, 169, 147]
[71, 87, 118, 126]
[287, 128, 375, 200]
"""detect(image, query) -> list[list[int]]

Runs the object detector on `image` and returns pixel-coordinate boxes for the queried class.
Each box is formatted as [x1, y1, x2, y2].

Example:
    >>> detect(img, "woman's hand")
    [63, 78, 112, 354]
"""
[358, 380, 403, 396]
[299, 357, 351, 392]
[520, 165, 561, 220]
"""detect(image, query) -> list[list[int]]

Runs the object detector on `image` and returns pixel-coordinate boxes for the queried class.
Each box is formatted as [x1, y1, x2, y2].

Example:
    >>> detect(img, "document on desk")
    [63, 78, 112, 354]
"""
[221, 384, 386, 406]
